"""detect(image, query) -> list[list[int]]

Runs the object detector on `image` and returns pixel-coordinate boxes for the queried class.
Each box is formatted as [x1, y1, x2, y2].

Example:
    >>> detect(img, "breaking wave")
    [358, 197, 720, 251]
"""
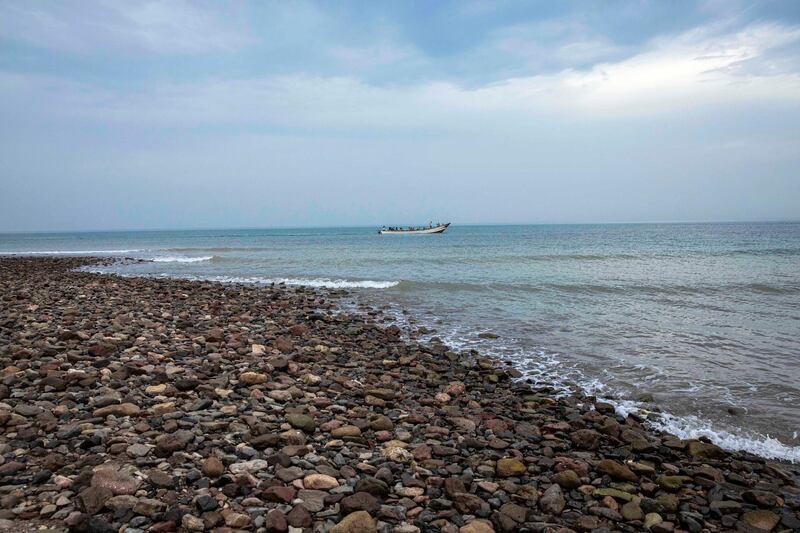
[202, 275, 399, 289]
[149, 255, 214, 263]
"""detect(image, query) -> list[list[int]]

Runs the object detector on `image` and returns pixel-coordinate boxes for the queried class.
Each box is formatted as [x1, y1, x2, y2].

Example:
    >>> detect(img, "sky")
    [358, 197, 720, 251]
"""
[1, 0, 799, 231]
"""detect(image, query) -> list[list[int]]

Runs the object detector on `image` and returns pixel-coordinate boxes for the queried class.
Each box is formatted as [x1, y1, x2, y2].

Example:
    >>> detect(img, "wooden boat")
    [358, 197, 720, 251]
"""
[378, 223, 450, 235]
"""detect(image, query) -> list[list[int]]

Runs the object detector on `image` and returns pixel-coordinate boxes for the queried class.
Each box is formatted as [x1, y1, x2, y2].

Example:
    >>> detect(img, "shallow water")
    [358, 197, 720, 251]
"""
[2, 222, 799, 461]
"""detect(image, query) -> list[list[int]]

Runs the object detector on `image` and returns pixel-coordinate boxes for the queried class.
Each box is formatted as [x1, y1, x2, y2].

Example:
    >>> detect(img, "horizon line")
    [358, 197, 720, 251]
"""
[1, 219, 799, 235]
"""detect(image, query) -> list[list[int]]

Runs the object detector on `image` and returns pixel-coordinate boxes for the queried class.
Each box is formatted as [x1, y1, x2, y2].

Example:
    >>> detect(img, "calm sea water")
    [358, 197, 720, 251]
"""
[2, 223, 799, 461]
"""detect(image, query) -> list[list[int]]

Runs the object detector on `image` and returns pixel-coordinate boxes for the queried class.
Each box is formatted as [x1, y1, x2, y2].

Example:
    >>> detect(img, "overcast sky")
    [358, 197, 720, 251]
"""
[1, 0, 799, 231]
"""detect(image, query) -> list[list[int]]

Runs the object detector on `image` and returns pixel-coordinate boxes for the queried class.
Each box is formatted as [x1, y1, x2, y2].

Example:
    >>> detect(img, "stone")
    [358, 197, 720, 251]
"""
[155, 429, 194, 453]
[621, 501, 644, 521]
[79, 486, 113, 515]
[133, 498, 165, 517]
[552, 469, 581, 489]
[355, 476, 389, 497]
[332, 425, 362, 437]
[644, 512, 663, 530]
[91, 466, 141, 495]
[93, 403, 140, 417]
[297, 490, 327, 512]
[230, 459, 270, 474]
[656, 475, 687, 491]
[369, 415, 394, 431]
[496, 458, 526, 477]
[593, 488, 635, 502]
[498, 502, 527, 523]
[340, 492, 380, 515]
[286, 413, 316, 433]
[743, 490, 780, 508]
[539, 484, 565, 515]
[303, 473, 339, 489]
[459, 519, 495, 533]
[687, 441, 726, 459]
[741, 510, 780, 531]
[126, 443, 151, 458]
[265, 509, 288, 532]
[570, 428, 601, 450]
[240, 371, 269, 385]
[596, 459, 638, 481]
[201, 456, 225, 477]
[286, 505, 313, 528]
[181, 514, 205, 531]
[224, 511, 252, 528]
[330, 511, 377, 533]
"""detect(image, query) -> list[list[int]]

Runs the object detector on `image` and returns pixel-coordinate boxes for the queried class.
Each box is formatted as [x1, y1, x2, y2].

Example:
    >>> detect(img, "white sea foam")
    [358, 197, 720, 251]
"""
[0, 249, 142, 255]
[204, 275, 399, 289]
[649, 412, 800, 462]
[357, 299, 800, 463]
[150, 255, 213, 263]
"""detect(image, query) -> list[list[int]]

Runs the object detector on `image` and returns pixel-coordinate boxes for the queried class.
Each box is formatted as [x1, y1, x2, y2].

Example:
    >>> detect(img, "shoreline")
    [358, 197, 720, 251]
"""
[0, 256, 798, 532]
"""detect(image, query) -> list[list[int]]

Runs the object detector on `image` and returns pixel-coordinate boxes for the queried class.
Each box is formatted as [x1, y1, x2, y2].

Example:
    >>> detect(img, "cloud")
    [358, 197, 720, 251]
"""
[0, 0, 255, 54]
[326, 43, 419, 70]
[1, 21, 798, 137]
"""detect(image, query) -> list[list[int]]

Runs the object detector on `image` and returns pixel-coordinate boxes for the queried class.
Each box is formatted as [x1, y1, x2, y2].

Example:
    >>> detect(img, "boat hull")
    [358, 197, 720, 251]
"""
[379, 223, 450, 235]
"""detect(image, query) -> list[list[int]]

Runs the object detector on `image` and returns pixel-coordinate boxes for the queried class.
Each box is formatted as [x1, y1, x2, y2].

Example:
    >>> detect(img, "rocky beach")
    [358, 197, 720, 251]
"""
[1, 256, 799, 533]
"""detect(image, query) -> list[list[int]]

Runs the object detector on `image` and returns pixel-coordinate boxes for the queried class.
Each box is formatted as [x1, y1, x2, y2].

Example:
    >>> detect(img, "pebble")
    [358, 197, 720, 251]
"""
[0, 256, 797, 533]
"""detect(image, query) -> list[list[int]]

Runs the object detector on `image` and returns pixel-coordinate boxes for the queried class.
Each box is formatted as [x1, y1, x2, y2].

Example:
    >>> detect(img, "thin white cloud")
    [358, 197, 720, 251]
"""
[0, 0, 255, 54]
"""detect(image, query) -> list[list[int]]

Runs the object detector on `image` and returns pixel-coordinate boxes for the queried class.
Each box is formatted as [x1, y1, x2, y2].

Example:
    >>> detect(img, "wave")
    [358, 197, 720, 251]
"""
[202, 275, 399, 289]
[149, 255, 214, 263]
[395, 279, 800, 297]
[0, 249, 142, 255]
[362, 300, 800, 463]
[647, 411, 800, 463]
[164, 247, 274, 253]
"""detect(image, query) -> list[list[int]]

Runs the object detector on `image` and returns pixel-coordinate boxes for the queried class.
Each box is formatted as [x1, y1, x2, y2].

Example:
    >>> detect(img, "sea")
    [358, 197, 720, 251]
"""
[2, 222, 799, 462]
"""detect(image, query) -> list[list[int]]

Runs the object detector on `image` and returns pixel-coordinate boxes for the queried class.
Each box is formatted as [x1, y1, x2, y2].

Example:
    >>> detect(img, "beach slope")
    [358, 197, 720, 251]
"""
[0, 257, 798, 532]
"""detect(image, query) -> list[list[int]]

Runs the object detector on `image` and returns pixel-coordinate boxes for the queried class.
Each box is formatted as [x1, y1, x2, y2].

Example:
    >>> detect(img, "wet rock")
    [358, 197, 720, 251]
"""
[741, 510, 780, 531]
[687, 440, 726, 459]
[570, 428, 601, 450]
[596, 459, 638, 482]
[743, 489, 780, 508]
[0, 257, 794, 533]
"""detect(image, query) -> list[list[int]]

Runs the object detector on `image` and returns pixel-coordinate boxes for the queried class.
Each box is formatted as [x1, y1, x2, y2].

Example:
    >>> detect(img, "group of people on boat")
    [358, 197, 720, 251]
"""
[382, 221, 439, 231]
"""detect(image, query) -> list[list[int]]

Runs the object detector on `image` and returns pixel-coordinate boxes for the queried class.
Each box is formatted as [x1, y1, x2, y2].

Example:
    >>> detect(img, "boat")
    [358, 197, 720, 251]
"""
[378, 222, 450, 235]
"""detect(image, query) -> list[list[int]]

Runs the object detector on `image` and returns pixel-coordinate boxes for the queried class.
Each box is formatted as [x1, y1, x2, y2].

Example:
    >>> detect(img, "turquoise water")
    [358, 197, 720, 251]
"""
[2, 223, 799, 461]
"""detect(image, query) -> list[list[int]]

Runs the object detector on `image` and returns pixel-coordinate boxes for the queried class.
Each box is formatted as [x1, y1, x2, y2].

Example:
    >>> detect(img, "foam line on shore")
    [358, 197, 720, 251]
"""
[149, 255, 214, 263]
[356, 297, 800, 463]
[204, 275, 399, 289]
[82, 258, 800, 462]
